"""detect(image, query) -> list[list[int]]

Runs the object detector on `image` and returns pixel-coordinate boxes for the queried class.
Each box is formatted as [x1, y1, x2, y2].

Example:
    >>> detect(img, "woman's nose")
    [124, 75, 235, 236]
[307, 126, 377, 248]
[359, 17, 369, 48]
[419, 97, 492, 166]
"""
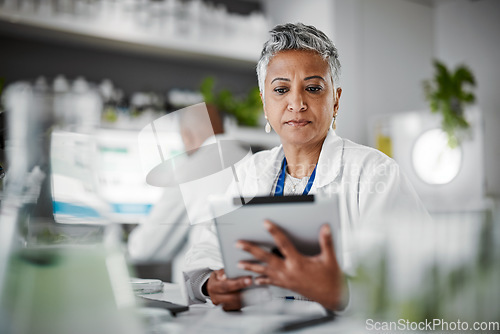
[287, 90, 307, 112]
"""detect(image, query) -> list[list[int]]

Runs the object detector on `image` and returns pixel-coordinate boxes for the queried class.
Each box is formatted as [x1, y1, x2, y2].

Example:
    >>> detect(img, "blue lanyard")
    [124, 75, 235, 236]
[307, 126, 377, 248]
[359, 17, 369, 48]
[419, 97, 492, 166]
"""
[274, 157, 317, 196]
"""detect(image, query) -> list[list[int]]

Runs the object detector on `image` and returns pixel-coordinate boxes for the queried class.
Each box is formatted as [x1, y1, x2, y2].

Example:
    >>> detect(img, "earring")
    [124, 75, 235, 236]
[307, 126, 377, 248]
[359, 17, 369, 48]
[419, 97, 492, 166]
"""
[332, 114, 337, 130]
[265, 116, 272, 133]
[265, 121, 272, 133]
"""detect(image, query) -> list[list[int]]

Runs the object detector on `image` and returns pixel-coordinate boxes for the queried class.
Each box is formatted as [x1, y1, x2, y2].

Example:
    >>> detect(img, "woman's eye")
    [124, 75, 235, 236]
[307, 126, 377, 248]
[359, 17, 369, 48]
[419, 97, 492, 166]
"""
[274, 87, 288, 94]
[306, 86, 322, 92]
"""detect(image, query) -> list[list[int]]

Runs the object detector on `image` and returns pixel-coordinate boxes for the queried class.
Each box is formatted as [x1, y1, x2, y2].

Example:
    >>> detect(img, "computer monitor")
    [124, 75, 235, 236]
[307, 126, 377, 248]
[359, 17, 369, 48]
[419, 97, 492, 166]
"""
[51, 127, 183, 224]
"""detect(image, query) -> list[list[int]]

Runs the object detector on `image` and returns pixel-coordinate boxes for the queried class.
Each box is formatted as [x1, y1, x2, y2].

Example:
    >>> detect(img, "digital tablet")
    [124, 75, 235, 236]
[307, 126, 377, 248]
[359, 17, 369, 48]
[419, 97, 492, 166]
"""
[210, 194, 341, 279]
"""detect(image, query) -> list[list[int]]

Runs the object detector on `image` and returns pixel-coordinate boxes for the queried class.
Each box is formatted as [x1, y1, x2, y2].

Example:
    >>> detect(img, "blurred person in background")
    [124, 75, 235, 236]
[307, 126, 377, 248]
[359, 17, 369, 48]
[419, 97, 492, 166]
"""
[128, 104, 249, 282]
[183, 23, 430, 311]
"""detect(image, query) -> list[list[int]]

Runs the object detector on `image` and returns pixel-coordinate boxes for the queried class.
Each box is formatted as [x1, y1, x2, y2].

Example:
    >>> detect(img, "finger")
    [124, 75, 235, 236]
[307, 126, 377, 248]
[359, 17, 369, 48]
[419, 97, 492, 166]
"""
[254, 276, 272, 286]
[238, 261, 267, 275]
[223, 302, 242, 312]
[215, 269, 227, 281]
[222, 295, 243, 312]
[319, 224, 337, 263]
[210, 276, 253, 294]
[206, 271, 225, 296]
[264, 220, 299, 259]
[236, 241, 275, 264]
[211, 291, 243, 311]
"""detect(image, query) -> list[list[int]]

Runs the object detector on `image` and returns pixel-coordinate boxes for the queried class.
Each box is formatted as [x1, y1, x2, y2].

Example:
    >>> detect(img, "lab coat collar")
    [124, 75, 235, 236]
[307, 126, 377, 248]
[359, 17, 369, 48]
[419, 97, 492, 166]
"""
[314, 130, 343, 190]
[249, 130, 343, 195]
[254, 144, 285, 196]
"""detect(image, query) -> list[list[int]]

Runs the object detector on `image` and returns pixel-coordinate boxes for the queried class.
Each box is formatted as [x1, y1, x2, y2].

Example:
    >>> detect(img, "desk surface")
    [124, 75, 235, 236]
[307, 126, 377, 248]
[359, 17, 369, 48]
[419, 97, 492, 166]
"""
[140, 283, 364, 334]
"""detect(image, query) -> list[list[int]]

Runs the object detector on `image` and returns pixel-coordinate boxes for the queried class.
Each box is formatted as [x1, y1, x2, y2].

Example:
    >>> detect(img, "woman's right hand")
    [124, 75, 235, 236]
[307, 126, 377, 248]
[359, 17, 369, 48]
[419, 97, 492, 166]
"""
[206, 269, 253, 311]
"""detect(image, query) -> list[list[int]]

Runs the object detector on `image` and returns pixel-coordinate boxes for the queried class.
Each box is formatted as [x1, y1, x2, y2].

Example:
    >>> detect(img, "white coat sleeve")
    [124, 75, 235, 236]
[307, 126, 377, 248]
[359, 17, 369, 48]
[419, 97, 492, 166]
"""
[182, 221, 224, 304]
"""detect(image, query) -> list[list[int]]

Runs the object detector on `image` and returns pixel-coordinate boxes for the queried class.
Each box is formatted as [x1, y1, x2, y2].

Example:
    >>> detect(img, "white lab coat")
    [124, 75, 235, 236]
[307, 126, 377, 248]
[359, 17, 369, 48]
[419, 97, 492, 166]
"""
[183, 130, 429, 303]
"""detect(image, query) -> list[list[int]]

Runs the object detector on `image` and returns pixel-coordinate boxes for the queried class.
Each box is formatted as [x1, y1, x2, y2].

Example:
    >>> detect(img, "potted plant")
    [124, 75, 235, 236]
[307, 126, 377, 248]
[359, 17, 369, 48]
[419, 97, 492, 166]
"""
[200, 77, 262, 127]
[423, 60, 476, 148]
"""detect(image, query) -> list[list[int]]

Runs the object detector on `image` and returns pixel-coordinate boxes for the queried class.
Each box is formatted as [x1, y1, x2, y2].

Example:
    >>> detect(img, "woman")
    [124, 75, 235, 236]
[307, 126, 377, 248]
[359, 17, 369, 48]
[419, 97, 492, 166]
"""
[183, 23, 428, 311]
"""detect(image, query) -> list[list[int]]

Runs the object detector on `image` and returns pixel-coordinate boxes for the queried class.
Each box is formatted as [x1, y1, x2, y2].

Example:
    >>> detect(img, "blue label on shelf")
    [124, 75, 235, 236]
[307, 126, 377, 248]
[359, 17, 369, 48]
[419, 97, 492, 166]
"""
[53, 201, 101, 218]
[110, 203, 153, 215]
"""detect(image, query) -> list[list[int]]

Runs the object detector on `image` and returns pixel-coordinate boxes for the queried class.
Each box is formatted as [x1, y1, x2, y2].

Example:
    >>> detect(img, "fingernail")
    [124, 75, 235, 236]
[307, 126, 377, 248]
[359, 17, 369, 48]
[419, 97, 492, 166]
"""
[235, 242, 243, 249]
[264, 220, 272, 230]
[221, 274, 227, 280]
[254, 279, 261, 286]
[237, 262, 245, 269]
[323, 224, 331, 235]
[244, 278, 252, 285]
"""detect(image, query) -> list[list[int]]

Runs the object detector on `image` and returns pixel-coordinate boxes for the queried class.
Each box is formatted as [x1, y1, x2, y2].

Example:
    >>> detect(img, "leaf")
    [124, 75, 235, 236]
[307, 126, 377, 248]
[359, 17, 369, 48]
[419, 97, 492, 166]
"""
[462, 92, 475, 103]
[454, 66, 476, 86]
[200, 77, 216, 104]
[423, 60, 477, 148]
[200, 77, 262, 127]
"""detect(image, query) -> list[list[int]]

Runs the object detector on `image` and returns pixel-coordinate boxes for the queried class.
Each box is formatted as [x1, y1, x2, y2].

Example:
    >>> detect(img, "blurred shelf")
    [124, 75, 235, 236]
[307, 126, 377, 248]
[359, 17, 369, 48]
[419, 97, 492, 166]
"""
[0, 9, 262, 67]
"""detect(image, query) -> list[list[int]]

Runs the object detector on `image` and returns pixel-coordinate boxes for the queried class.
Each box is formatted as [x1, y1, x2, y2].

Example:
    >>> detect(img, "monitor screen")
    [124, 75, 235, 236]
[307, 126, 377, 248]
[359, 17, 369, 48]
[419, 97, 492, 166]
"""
[51, 127, 183, 224]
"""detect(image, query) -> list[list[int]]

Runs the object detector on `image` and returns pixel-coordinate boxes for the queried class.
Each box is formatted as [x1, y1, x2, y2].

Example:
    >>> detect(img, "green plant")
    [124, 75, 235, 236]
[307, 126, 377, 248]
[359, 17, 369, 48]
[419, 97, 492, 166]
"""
[200, 77, 262, 127]
[423, 60, 476, 148]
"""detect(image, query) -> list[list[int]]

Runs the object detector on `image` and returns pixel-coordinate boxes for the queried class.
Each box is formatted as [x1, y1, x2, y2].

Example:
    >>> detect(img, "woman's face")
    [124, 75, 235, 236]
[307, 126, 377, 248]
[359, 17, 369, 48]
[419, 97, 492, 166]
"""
[262, 49, 341, 149]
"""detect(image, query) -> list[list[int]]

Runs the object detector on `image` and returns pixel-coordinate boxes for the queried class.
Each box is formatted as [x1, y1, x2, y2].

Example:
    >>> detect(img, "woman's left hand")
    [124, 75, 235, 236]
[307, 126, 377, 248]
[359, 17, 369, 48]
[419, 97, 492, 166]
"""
[237, 220, 346, 311]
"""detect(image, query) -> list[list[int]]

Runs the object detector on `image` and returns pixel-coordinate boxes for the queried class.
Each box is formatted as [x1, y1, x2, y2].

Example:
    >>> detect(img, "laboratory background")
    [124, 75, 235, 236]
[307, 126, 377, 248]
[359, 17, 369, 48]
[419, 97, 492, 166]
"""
[0, 0, 500, 333]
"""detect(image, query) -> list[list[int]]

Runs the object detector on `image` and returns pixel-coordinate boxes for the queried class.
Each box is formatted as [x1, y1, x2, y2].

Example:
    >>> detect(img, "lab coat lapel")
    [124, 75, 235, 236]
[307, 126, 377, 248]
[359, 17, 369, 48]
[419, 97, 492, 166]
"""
[243, 131, 342, 196]
[245, 146, 284, 196]
[311, 130, 344, 192]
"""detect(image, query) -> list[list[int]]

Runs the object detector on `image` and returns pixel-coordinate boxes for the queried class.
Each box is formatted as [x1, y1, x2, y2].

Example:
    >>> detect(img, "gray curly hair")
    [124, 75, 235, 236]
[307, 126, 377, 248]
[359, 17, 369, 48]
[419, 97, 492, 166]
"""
[256, 23, 341, 98]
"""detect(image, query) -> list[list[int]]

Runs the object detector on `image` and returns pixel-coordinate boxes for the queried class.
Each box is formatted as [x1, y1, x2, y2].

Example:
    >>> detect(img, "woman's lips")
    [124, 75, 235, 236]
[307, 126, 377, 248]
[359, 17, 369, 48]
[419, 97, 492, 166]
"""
[285, 119, 311, 127]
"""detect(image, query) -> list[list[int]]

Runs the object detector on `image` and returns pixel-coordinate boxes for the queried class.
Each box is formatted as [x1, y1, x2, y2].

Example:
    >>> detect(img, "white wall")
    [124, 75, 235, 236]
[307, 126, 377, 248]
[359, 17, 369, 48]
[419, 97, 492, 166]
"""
[434, 0, 500, 196]
[362, 0, 433, 115]
[333, 0, 365, 144]
[335, 0, 434, 145]
[263, 0, 335, 40]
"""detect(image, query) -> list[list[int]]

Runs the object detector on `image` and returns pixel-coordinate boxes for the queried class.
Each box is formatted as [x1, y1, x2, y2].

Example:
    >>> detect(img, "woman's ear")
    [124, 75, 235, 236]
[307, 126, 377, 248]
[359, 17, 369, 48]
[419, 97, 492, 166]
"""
[334, 87, 342, 112]
[260, 91, 265, 108]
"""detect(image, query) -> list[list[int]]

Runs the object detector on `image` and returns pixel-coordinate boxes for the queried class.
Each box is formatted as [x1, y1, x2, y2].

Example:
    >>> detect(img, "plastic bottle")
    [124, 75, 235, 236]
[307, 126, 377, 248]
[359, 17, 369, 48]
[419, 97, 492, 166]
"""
[72, 76, 102, 132]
